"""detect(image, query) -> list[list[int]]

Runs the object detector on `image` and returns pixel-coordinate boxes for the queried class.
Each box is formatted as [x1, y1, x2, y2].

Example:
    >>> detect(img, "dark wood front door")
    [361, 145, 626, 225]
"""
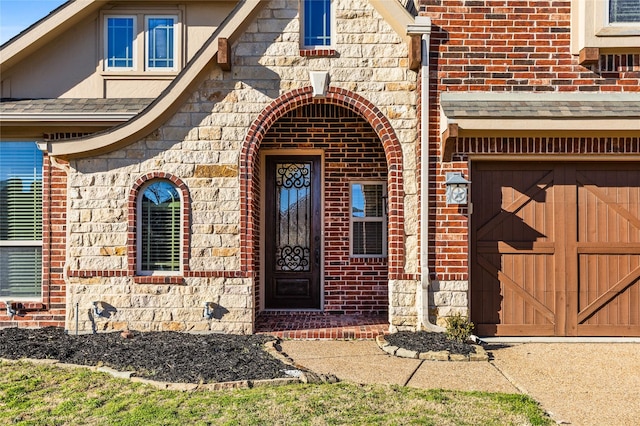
[265, 156, 321, 309]
[471, 162, 640, 337]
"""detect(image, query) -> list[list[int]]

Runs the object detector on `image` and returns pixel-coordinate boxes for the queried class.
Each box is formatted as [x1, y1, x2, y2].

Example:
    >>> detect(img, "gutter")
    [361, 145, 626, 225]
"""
[408, 17, 443, 332]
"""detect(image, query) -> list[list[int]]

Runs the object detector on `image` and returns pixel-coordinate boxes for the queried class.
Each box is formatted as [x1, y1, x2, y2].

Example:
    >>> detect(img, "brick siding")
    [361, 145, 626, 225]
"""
[261, 103, 389, 314]
[420, 0, 640, 285]
[0, 155, 67, 327]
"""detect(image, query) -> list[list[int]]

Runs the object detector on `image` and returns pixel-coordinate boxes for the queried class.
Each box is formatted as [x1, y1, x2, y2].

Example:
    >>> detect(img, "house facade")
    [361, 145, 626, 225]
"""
[1, 0, 639, 337]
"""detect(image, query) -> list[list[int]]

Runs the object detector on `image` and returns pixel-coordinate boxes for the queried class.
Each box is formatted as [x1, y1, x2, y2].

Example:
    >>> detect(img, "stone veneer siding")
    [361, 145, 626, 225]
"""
[420, 0, 640, 324]
[63, 0, 420, 333]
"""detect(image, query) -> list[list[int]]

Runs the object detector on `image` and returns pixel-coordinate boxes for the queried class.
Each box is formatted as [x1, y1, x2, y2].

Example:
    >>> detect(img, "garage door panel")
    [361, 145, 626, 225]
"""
[472, 253, 503, 326]
[577, 170, 640, 244]
[501, 254, 556, 326]
[575, 164, 640, 335]
[475, 253, 556, 332]
[472, 162, 640, 337]
[476, 169, 554, 242]
[578, 254, 640, 326]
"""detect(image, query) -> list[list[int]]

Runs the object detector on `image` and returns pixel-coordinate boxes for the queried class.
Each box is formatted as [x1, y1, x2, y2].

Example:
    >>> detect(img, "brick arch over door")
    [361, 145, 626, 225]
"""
[240, 86, 406, 280]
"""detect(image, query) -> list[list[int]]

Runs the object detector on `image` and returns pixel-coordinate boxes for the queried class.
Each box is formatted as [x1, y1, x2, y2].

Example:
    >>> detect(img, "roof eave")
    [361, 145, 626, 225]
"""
[1, 1, 109, 73]
[46, 0, 265, 158]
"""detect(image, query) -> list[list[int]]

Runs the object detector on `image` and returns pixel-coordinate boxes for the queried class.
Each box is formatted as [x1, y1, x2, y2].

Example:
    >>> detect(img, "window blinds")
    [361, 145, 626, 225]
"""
[0, 142, 43, 298]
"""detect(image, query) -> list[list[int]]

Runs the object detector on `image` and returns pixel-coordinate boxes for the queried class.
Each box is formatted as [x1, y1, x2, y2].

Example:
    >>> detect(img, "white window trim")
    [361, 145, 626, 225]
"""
[571, 0, 640, 54]
[102, 10, 182, 74]
[300, 0, 336, 49]
[605, 0, 640, 27]
[136, 180, 183, 276]
[349, 182, 387, 258]
[145, 15, 178, 72]
[104, 15, 137, 72]
[0, 141, 44, 301]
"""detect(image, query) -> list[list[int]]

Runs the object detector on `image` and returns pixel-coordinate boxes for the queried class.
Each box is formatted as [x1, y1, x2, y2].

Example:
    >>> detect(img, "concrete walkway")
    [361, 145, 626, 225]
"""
[280, 340, 640, 426]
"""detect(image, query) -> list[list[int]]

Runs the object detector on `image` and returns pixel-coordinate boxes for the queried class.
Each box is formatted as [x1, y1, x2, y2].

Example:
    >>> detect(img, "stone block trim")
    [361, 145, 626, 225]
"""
[56, 0, 420, 332]
[67, 276, 254, 334]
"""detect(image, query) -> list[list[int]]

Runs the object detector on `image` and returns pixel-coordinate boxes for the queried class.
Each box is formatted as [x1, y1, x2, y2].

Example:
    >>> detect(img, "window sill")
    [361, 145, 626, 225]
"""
[134, 276, 185, 285]
[2, 301, 45, 310]
[597, 26, 640, 37]
[350, 256, 387, 263]
[300, 49, 337, 58]
[101, 71, 178, 79]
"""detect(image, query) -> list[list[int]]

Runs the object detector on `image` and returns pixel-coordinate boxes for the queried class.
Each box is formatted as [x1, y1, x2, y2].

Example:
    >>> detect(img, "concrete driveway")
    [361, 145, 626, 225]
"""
[280, 340, 640, 425]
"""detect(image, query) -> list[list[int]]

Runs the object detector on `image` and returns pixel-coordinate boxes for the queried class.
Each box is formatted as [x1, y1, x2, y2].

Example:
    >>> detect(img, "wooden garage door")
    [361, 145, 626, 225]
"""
[471, 162, 640, 337]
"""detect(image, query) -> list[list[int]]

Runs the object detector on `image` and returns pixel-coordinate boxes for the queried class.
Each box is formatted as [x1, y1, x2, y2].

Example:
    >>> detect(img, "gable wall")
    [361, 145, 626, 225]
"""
[62, 0, 420, 333]
[1, 1, 237, 99]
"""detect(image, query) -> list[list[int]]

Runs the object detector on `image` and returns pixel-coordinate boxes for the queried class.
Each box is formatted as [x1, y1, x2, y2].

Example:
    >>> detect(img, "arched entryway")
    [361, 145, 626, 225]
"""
[240, 87, 405, 337]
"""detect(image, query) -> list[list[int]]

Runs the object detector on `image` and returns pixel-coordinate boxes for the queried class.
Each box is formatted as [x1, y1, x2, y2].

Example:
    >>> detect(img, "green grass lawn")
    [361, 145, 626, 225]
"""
[0, 360, 551, 425]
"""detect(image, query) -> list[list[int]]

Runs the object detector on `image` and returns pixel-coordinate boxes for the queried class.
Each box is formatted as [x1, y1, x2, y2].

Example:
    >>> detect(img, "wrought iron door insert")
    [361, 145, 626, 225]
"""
[265, 156, 321, 309]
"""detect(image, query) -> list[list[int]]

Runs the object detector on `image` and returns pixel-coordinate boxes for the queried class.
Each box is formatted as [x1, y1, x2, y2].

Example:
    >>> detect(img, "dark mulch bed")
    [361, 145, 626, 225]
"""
[384, 331, 476, 355]
[0, 327, 293, 384]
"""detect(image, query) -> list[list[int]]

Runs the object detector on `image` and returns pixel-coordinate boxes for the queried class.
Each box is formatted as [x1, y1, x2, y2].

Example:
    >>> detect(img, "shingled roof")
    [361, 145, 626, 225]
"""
[0, 98, 153, 115]
[440, 93, 640, 119]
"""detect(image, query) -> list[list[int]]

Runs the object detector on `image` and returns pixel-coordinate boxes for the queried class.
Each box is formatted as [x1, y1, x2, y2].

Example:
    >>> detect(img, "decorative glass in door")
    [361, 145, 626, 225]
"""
[265, 156, 321, 309]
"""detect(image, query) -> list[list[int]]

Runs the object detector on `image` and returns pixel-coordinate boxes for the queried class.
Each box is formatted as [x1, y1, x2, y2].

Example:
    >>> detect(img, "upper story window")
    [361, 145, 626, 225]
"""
[0, 142, 43, 299]
[302, 0, 333, 48]
[104, 12, 180, 72]
[571, 0, 640, 57]
[146, 16, 176, 70]
[609, 0, 640, 23]
[350, 182, 387, 257]
[137, 180, 182, 275]
[106, 17, 135, 69]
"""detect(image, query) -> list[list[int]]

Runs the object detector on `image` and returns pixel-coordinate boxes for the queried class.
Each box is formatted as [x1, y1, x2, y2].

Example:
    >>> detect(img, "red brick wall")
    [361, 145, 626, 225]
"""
[420, 0, 640, 281]
[0, 155, 67, 328]
[261, 104, 389, 315]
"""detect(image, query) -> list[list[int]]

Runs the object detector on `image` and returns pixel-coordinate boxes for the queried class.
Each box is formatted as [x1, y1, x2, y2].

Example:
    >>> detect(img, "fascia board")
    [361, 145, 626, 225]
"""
[453, 117, 640, 132]
[369, 0, 415, 41]
[47, 0, 265, 158]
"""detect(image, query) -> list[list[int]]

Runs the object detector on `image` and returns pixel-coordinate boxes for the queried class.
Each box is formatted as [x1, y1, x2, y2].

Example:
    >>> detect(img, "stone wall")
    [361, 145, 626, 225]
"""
[64, 0, 421, 333]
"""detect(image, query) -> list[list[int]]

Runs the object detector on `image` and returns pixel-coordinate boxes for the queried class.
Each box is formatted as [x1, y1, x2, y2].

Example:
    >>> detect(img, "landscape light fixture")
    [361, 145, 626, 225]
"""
[203, 302, 215, 319]
[4, 301, 17, 319]
[92, 301, 105, 317]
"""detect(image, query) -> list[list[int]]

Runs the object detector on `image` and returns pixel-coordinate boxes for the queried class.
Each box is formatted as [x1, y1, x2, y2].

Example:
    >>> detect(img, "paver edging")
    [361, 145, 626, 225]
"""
[0, 342, 316, 391]
[375, 335, 489, 361]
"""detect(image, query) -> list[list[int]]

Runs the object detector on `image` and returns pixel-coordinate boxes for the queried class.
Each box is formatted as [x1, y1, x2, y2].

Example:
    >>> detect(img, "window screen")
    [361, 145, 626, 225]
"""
[0, 142, 43, 298]
[139, 180, 181, 273]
